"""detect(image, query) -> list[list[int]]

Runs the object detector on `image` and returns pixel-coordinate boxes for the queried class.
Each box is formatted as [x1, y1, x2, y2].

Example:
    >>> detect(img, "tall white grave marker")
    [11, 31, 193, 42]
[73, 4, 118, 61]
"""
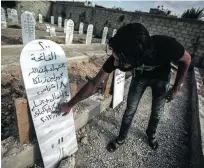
[1, 8, 7, 29]
[112, 29, 117, 37]
[58, 17, 62, 28]
[50, 27, 56, 37]
[86, 24, 93, 45]
[7, 8, 12, 20]
[64, 19, 68, 33]
[65, 19, 74, 44]
[11, 8, 18, 24]
[21, 11, 36, 45]
[79, 22, 84, 35]
[51, 16, 54, 25]
[39, 14, 43, 23]
[20, 39, 78, 168]
[112, 69, 126, 108]
[101, 27, 108, 44]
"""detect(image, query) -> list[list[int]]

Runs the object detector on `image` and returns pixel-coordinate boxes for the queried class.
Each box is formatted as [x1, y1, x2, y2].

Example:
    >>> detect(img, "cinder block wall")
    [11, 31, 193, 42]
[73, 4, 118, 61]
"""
[16, 0, 52, 22]
[52, 2, 204, 68]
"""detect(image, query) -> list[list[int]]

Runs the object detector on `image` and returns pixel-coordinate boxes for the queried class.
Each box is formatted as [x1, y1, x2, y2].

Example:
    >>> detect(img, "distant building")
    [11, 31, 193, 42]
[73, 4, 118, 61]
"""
[149, 8, 166, 16]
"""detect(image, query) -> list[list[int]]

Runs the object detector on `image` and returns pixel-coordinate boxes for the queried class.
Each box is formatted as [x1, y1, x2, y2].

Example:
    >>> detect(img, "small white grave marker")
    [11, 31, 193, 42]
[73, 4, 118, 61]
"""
[79, 22, 84, 35]
[39, 14, 43, 23]
[11, 8, 18, 24]
[21, 11, 36, 45]
[101, 27, 108, 44]
[65, 19, 74, 44]
[32, 12, 36, 20]
[64, 19, 68, 33]
[113, 69, 126, 108]
[86, 24, 93, 45]
[58, 17, 62, 28]
[112, 29, 117, 37]
[1, 8, 7, 29]
[20, 39, 78, 168]
[45, 24, 50, 32]
[51, 16, 54, 25]
[50, 27, 56, 37]
[7, 8, 12, 20]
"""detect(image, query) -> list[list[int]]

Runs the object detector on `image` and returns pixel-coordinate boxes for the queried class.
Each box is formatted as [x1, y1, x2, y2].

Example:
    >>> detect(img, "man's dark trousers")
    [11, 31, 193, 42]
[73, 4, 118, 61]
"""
[118, 73, 170, 140]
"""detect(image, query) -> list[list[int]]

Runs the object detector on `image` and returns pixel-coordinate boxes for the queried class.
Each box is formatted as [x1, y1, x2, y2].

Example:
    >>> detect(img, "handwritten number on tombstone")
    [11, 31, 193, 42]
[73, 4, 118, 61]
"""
[39, 41, 44, 50]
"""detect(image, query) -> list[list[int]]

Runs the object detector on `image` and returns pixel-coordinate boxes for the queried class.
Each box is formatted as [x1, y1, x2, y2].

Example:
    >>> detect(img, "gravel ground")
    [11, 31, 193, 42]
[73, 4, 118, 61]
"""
[27, 73, 190, 168]
[74, 74, 190, 168]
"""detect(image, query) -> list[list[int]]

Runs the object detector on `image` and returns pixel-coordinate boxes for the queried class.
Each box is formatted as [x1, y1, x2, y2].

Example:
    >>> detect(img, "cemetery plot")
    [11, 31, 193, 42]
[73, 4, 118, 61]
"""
[1, 56, 109, 141]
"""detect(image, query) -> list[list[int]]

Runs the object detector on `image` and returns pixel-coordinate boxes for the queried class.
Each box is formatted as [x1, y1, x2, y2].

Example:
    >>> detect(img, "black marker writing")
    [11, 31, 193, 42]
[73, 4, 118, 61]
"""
[29, 63, 65, 76]
[32, 72, 64, 85]
[39, 41, 44, 50]
[31, 90, 69, 112]
[31, 51, 57, 62]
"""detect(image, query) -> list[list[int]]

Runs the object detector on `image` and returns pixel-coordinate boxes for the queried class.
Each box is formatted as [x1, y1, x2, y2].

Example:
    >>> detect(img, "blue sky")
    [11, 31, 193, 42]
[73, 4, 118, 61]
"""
[89, 1, 204, 16]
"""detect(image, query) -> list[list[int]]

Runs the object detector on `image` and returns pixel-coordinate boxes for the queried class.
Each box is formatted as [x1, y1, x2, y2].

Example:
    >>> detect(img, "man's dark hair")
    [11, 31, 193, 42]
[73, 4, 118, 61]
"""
[108, 23, 153, 68]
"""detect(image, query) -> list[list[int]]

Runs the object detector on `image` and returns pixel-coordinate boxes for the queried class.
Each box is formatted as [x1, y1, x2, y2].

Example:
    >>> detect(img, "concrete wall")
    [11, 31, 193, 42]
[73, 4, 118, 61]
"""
[16, 0, 52, 22]
[51, 2, 204, 68]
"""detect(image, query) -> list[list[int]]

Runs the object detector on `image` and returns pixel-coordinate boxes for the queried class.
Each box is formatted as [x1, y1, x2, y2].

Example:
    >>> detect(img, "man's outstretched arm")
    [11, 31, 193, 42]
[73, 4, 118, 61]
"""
[60, 69, 110, 113]
[166, 51, 191, 102]
[173, 50, 191, 91]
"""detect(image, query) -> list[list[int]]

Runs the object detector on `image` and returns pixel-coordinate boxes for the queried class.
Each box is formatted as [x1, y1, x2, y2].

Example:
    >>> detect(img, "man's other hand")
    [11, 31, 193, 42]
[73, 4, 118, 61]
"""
[166, 87, 179, 103]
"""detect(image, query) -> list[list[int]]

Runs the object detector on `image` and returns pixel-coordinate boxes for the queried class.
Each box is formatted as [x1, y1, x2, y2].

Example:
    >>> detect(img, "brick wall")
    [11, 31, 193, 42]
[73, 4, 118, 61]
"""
[52, 2, 204, 68]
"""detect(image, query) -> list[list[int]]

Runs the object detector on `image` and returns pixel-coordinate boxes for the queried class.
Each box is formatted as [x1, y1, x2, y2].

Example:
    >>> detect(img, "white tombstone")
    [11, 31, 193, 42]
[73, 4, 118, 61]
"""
[101, 27, 108, 44]
[79, 22, 84, 35]
[11, 8, 18, 24]
[45, 24, 51, 33]
[51, 16, 54, 25]
[112, 69, 126, 109]
[86, 24, 93, 45]
[39, 14, 43, 23]
[58, 17, 62, 28]
[65, 19, 74, 44]
[1, 8, 7, 29]
[20, 39, 78, 168]
[50, 27, 56, 37]
[32, 12, 36, 20]
[64, 19, 68, 33]
[112, 29, 117, 37]
[21, 11, 36, 45]
[7, 8, 12, 20]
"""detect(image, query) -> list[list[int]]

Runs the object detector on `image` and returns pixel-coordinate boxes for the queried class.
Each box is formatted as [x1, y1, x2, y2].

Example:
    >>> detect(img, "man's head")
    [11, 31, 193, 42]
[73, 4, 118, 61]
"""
[108, 23, 153, 70]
